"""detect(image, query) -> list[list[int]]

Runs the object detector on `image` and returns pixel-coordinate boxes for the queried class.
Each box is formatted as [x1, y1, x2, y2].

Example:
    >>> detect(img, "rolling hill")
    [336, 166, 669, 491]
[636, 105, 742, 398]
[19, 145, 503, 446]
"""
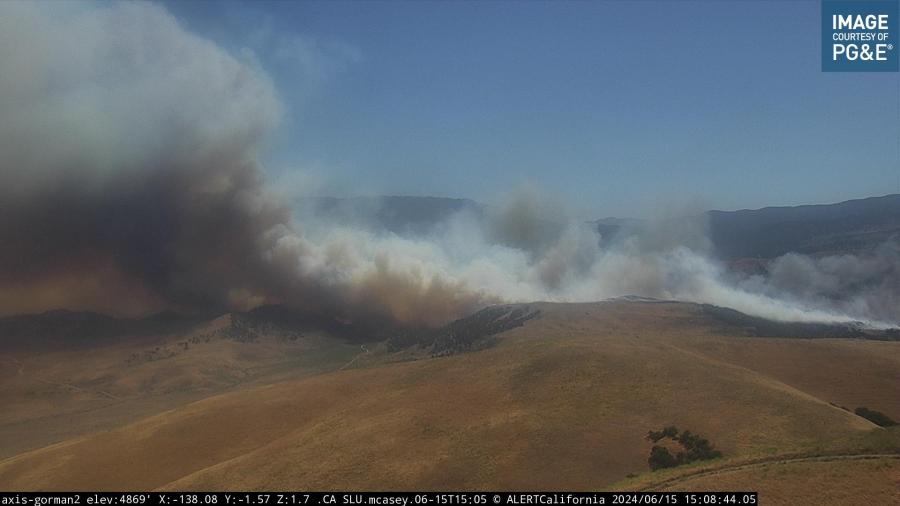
[0, 307, 363, 459]
[1, 300, 897, 501]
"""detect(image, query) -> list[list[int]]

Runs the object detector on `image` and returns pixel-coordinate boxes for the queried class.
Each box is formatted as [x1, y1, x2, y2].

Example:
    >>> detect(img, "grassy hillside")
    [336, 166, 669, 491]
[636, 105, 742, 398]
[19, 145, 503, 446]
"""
[674, 457, 899, 505]
[0, 312, 360, 458]
[1, 301, 897, 493]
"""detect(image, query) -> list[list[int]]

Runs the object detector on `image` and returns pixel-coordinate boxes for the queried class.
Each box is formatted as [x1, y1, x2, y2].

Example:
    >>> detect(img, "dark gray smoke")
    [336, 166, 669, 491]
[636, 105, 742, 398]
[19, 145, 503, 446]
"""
[0, 2, 500, 326]
[0, 2, 286, 316]
[740, 241, 900, 324]
[0, 2, 895, 330]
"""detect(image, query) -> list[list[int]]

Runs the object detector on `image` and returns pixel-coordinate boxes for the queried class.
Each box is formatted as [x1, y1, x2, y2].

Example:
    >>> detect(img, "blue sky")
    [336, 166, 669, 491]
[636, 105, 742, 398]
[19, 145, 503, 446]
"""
[162, 0, 899, 218]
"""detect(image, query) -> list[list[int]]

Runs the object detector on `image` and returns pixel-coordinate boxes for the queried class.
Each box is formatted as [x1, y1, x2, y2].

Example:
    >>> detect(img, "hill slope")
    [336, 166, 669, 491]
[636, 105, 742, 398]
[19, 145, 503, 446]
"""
[1, 300, 897, 494]
[0, 308, 361, 459]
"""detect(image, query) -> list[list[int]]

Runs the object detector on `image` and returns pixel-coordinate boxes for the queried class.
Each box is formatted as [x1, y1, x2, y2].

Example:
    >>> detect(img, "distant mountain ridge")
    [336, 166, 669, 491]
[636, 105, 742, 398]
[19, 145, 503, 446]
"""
[7, 194, 892, 335]
[306, 193, 900, 260]
[592, 194, 900, 259]
[706, 194, 900, 259]
[298, 195, 485, 236]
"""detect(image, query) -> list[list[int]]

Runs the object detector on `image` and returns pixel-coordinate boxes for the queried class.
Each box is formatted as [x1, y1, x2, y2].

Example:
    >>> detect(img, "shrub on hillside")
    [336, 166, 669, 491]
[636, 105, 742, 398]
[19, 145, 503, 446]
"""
[646, 425, 678, 443]
[676, 430, 722, 462]
[648, 446, 678, 470]
[645, 426, 722, 471]
[855, 407, 898, 427]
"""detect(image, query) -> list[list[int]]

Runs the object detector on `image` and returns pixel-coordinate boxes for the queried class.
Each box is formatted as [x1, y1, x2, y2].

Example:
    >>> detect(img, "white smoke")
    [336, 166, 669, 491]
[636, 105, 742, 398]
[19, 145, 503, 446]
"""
[289, 192, 897, 328]
[0, 1, 894, 330]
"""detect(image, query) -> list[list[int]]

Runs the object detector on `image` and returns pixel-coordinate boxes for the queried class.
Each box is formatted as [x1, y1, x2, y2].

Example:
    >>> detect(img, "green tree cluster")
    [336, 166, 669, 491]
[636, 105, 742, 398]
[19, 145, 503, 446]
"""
[645, 426, 723, 471]
[855, 407, 898, 427]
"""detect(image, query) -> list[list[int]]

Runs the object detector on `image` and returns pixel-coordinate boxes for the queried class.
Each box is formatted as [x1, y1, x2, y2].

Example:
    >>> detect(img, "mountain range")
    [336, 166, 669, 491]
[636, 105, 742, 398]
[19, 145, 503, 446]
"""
[302, 193, 900, 260]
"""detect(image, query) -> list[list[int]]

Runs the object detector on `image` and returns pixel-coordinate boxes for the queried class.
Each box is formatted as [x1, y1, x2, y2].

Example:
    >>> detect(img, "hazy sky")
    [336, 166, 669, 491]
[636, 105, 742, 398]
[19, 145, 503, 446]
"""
[161, 0, 900, 218]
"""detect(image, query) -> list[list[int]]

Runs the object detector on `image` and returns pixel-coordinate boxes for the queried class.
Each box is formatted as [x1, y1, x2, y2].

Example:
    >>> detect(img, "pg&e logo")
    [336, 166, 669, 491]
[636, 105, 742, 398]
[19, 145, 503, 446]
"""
[822, 0, 899, 72]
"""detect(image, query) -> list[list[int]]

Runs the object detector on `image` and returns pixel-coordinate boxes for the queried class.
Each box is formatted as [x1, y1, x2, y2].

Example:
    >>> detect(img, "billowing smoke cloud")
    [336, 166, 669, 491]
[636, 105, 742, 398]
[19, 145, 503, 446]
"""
[738, 241, 900, 324]
[0, 2, 895, 330]
[293, 194, 898, 328]
[0, 1, 284, 316]
[0, 1, 491, 326]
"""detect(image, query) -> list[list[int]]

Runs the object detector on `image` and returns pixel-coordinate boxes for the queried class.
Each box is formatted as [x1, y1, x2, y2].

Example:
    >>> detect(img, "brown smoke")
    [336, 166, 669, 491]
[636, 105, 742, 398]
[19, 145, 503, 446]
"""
[2, 2, 896, 330]
[0, 2, 489, 326]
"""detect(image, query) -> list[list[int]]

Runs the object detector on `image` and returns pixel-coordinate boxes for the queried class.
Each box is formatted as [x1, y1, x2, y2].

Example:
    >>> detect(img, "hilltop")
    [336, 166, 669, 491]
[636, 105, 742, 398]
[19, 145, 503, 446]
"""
[1, 300, 897, 500]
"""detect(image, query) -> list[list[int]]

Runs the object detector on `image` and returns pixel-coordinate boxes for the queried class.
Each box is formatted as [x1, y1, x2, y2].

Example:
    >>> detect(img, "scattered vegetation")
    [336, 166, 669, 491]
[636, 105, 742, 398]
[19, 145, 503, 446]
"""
[647, 446, 678, 470]
[387, 305, 540, 355]
[701, 304, 900, 340]
[855, 407, 898, 427]
[430, 306, 540, 356]
[646, 426, 722, 470]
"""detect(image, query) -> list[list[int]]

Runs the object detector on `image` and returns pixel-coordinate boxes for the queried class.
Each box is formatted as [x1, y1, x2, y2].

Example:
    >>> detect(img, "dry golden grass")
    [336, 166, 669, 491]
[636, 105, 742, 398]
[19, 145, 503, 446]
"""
[0, 316, 359, 458]
[2, 300, 897, 493]
[615, 426, 900, 495]
[659, 456, 900, 505]
[667, 334, 900, 420]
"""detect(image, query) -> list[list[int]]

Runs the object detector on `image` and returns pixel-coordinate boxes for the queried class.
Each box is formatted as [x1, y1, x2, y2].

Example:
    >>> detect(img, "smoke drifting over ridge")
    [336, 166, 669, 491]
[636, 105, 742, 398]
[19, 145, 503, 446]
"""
[1, 2, 897, 329]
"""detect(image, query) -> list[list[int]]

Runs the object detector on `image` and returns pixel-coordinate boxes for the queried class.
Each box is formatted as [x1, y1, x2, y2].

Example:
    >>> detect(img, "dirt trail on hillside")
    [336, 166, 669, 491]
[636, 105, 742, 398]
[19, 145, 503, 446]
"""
[638, 453, 900, 491]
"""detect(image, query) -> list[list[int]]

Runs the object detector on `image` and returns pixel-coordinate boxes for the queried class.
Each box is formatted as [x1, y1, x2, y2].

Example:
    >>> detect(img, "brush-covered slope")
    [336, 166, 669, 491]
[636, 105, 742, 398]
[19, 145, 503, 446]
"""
[617, 427, 900, 505]
[0, 307, 361, 459]
[1, 300, 897, 493]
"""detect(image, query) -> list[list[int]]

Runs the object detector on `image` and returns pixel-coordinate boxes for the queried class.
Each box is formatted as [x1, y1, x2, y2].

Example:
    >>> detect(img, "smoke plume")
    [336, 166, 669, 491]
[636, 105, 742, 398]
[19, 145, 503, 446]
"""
[739, 241, 900, 324]
[0, 2, 284, 316]
[0, 2, 896, 330]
